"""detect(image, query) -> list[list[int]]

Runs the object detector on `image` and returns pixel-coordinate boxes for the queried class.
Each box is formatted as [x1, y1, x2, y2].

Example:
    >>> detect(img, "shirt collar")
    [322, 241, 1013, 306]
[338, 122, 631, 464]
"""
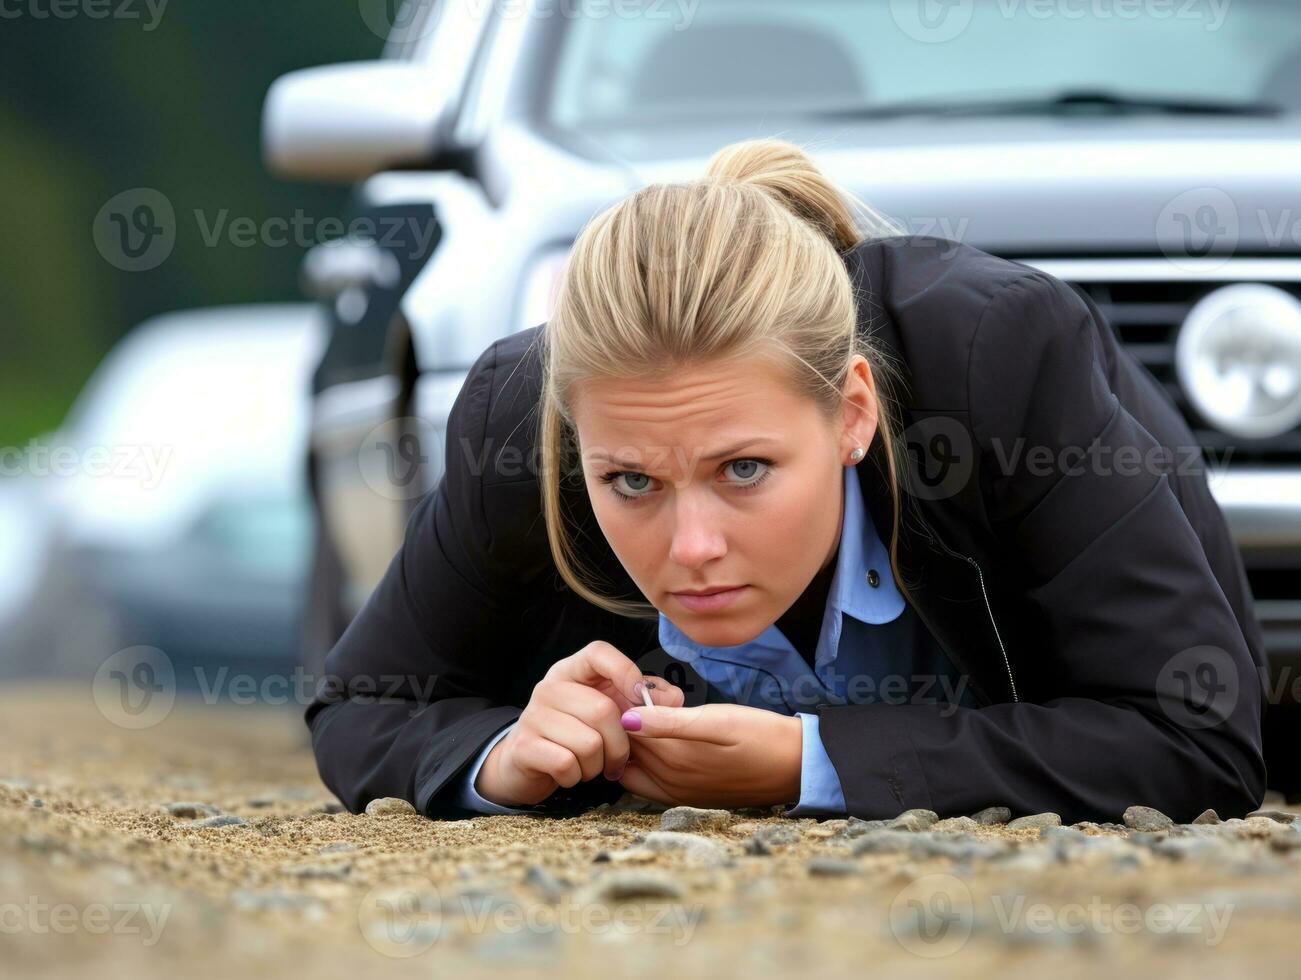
[656, 464, 904, 661]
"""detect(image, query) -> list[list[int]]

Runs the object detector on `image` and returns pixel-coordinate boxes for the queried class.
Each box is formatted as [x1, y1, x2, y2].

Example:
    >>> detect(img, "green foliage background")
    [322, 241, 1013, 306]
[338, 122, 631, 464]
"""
[0, 1, 383, 446]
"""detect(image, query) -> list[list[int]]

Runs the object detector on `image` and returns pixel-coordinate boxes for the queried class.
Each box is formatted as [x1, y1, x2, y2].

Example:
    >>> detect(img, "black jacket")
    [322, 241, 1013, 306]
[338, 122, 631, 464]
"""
[305, 234, 1268, 823]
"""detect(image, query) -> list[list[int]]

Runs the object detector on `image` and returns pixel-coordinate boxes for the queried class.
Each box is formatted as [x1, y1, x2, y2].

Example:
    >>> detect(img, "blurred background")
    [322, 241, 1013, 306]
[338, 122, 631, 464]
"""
[2, 0, 1300, 797]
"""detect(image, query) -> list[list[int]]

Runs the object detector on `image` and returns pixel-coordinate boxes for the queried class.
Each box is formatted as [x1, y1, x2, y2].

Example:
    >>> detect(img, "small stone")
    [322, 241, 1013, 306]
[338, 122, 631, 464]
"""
[932, 816, 980, 834]
[232, 889, 325, 912]
[364, 797, 417, 817]
[889, 809, 938, 832]
[660, 806, 732, 832]
[807, 857, 861, 877]
[971, 806, 1011, 826]
[743, 836, 772, 856]
[289, 861, 352, 880]
[312, 801, 345, 814]
[754, 825, 800, 847]
[1006, 812, 1061, 831]
[523, 865, 568, 901]
[1123, 806, 1174, 832]
[1192, 808, 1222, 825]
[317, 842, 357, 854]
[596, 826, 625, 837]
[190, 814, 247, 828]
[1247, 809, 1298, 825]
[840, 817, 890, 838]
[165, 801, 222, 819]
[576, 871, 684, 903]
[639, 831, 728, 867]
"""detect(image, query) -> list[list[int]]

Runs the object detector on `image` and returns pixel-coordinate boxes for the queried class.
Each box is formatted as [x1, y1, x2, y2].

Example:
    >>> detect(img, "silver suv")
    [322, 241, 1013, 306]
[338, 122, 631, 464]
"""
[262, 0, 1301, 793]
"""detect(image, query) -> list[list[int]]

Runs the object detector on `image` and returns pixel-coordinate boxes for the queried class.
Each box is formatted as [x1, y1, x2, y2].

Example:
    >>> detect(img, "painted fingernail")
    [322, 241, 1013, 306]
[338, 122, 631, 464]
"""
[620, 710, 642, 732]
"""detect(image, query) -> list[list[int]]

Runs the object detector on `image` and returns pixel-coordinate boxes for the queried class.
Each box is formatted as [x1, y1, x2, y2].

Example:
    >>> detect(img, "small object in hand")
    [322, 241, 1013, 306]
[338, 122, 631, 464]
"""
[641, 681, 656, 708]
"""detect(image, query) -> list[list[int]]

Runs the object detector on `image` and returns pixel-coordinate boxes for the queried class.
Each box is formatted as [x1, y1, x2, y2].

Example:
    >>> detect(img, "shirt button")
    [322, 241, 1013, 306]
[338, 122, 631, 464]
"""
[866, 569, 880, 588]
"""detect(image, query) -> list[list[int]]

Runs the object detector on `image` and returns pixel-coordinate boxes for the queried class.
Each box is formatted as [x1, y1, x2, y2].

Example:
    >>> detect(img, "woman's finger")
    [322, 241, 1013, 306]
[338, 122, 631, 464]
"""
[616, 761, 677, 806]
[641, 677, 686, 708]
[541, 681, 631, 779]
[528, 705, 608, 783]
[548, 640, 645, 705]
[620, 704, 730, 744]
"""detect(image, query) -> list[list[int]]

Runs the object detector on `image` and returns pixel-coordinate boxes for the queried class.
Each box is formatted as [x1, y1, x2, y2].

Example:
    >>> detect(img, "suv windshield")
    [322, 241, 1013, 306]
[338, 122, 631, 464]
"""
[547, 0, 1301, 128]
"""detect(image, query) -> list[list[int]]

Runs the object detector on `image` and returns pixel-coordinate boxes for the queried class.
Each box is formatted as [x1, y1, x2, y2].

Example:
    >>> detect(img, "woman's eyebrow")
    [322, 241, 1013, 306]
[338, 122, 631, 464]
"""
[587, 437, 781, 468]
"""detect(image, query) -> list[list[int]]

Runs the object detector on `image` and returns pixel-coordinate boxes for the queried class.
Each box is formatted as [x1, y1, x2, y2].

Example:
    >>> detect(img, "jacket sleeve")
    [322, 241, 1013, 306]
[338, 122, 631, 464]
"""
[303, 338, 624, 818]
[816, 271, 1268, 824]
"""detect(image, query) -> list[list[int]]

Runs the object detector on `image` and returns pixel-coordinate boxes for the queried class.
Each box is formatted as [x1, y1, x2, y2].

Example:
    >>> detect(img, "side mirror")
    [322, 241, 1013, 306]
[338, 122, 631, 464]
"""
[262, 61, 448, 182]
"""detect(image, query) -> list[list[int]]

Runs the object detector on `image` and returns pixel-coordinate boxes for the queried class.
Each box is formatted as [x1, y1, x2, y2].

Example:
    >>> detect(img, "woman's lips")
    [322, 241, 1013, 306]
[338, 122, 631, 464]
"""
[671, 586, 749, 613]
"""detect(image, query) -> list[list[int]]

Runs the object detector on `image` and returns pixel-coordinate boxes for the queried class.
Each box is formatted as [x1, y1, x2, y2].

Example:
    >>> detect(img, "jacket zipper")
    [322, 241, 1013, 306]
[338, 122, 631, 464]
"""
[925, 532, 1020, 703]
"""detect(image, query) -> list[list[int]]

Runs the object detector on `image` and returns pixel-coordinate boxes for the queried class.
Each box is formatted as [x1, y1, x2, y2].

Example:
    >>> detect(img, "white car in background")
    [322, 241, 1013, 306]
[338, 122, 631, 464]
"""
[1, 305, 325, 685]
[263, 0, 1301, 792]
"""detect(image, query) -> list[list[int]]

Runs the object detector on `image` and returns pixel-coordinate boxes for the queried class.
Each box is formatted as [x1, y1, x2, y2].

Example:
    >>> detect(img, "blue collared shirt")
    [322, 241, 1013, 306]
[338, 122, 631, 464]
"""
[453, 464, 976, 815]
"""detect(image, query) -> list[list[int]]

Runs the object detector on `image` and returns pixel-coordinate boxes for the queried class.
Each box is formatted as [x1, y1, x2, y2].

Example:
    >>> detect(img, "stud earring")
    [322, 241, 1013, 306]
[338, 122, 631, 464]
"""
[849, 446, 864, 462]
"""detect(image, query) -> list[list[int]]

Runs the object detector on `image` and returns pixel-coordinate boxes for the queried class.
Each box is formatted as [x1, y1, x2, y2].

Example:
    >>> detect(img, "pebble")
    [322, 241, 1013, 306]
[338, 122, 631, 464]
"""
[289, 861, 352, 880]
[232, 889, 326, 912]
[660, 806, 732, 832]
[1193, 808, 1222, 824]
[754, 825, 801, 847]
[840, 817, 891, 838]
[1247, 809, 1298, 825]
[638, 831, 729, 867]
[190, 814, 247, 828]
[165, 801, 222, 819]
[575, 871, 684, 904]
[932, 816, 980, 834]
[971, 806, 1011, 825]
[1123, 805, 1174, 831]
[364, 797, 417, 817]
[523, 865, 568, 902]
[807, 857, 861, 877]
[889, 809, 938, 832]
[317, 842, 357, 854]
[852, 830, 1004, 862]
[1006, 812, 1061, 832]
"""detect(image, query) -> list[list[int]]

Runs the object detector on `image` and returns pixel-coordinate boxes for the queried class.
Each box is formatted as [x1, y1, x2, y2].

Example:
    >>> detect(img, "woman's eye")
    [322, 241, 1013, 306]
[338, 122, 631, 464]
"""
[725, 459, 766, 483]
[614, 472, 653, 496]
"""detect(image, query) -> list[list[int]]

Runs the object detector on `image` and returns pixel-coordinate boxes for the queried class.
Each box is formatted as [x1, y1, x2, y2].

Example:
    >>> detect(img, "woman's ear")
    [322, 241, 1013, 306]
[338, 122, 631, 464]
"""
[841, 354, 879, 461]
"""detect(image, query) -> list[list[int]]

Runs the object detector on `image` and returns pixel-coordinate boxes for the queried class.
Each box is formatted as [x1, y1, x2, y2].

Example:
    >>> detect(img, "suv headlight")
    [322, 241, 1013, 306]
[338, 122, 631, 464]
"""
[1174, 283, 1301, 440]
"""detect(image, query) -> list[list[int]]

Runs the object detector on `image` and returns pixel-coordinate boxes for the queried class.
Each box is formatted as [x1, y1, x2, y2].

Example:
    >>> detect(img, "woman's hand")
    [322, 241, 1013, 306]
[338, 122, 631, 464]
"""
[616, 703, 802, 808]
[476, 641, 686, 807]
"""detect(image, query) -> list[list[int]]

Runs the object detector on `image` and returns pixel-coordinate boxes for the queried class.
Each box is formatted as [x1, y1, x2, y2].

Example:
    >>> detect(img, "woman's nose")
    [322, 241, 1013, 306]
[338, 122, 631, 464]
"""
[667, 495, 728, 568]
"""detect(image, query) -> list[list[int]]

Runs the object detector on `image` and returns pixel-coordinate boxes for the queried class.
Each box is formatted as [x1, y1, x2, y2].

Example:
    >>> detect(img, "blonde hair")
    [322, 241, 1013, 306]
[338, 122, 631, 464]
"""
[535, 137, 915, 619]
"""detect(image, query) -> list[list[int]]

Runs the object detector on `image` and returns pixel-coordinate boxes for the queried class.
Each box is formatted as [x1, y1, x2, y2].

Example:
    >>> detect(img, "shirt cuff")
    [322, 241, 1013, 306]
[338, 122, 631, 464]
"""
[452, 721, 536, 815]
[787, 712, 847, 815]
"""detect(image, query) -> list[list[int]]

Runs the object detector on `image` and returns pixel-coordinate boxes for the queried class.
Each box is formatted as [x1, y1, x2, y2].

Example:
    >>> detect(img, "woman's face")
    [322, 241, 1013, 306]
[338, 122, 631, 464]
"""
[571, 353, 879, 647]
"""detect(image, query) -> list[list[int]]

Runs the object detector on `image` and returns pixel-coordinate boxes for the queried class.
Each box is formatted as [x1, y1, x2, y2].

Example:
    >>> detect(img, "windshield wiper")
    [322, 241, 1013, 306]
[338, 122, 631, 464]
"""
[818, 89, 1285, 120]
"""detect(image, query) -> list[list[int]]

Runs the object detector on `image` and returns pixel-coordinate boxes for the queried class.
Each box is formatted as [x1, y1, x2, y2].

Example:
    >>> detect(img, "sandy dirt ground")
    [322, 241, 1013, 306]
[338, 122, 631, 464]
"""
[2, 683, 1300, 979]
